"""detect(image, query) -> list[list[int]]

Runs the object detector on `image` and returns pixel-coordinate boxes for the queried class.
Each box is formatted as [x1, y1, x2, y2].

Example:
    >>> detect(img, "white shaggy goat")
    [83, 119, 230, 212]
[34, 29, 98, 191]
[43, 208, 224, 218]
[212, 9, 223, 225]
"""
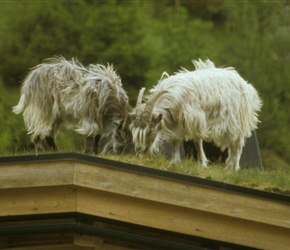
[13, 56, 131, 155]
[130, 59, 262, 170]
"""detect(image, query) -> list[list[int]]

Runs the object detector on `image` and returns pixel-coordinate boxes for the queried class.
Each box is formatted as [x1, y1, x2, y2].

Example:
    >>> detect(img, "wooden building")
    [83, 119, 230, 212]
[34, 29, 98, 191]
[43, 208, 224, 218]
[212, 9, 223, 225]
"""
[0, 153, 289, 250]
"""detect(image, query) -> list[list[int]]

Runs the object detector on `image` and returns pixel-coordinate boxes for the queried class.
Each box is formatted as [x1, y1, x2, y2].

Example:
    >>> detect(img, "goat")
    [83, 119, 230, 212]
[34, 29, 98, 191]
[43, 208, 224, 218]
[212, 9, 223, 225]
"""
[13, 56, 131, 155]
[130, 59, 262, 171]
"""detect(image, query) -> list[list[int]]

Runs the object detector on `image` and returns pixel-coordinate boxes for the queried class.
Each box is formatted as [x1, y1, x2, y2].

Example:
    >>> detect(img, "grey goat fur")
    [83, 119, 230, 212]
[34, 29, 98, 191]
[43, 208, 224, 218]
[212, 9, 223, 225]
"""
[13, 56, 131, 155]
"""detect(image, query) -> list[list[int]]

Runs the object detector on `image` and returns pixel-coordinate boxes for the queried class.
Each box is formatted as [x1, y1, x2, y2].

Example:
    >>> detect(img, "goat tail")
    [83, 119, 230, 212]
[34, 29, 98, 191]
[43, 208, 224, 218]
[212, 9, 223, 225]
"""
[13, 66, 57, 140]
[12, 93, 27, 114]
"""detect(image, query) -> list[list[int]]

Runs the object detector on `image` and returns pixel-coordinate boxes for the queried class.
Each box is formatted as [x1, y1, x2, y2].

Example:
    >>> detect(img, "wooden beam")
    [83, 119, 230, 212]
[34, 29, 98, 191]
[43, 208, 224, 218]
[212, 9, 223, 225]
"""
[3, 245, 89, 250]
[73, 162, 290, 229]
[5, 243, 136, 250]
[0, 186, 76, 216]
[0, 161, 74, 189]
[76, 186, 290, 250]
[74, 235, 132, 250]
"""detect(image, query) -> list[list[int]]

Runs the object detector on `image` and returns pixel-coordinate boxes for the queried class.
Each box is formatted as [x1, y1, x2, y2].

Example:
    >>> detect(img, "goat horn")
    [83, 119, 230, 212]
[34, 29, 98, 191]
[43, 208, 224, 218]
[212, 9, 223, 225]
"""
[143, 90, 168, 120]
[136, 87, 146, 107]
[122, 114, 127, 130]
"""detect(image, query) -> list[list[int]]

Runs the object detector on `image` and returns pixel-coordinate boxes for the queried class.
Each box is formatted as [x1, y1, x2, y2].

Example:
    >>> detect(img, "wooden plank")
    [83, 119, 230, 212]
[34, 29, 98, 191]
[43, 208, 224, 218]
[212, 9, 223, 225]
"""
[0, 234, 76, 250]
[4, 243, 136, 250]
[0, 159, 289, 249]
[1, 160, 289, 230]
[76, 187, 290, 250]
[74, 235, 134, 249]
[1, 232, 138, 250]
[4, 245, 92, 250]
[0, 161, 74, 189]
[74, 162, 290, 229]
[0, 186, 76, 216]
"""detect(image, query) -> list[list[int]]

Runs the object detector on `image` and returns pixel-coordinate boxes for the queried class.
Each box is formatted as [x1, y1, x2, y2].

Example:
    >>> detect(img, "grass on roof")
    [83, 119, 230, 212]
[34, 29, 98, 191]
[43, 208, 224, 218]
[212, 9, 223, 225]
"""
[103, 153, 290, 195]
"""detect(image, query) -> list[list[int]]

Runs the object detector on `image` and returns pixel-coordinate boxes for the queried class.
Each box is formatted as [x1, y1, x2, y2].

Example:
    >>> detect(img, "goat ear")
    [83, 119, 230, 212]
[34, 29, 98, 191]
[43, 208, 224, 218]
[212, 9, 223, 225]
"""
[152, 114, 162, 125]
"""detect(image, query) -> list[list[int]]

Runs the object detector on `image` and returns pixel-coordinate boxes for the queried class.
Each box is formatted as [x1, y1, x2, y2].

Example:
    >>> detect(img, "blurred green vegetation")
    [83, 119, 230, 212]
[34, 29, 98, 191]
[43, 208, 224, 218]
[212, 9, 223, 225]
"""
[0, 0, 289, 169]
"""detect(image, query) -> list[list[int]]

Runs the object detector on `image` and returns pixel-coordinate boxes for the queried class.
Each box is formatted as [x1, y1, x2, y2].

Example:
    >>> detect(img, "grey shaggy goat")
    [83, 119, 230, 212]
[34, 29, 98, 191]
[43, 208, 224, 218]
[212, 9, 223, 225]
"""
[13, 56, 131, 155]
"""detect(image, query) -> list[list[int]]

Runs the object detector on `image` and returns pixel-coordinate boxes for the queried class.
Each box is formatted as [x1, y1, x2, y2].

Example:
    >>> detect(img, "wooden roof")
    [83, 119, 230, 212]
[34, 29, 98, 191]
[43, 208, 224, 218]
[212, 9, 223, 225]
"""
[0, 153, 289, 249]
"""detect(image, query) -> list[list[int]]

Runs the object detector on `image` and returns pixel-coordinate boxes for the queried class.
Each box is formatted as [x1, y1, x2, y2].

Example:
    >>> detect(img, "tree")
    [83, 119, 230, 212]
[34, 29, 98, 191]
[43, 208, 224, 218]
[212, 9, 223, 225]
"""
[0, 1, 86, 86]
[139, 2, 224, 90]
[79, 1, 152, 101]
[222, 0, 290, 162]
[0, 0, 289, 163]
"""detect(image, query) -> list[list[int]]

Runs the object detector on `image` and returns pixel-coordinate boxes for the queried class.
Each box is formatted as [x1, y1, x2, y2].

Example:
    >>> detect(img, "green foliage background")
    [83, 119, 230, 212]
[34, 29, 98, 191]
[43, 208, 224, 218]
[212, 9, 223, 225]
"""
[0, 0, 289, 168]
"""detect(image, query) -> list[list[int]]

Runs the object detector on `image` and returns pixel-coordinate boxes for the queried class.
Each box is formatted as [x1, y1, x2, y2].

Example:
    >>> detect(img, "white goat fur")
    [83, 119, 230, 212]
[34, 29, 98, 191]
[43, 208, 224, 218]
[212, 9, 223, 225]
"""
[130, 59, 262, 170]
[13, 56, 130, 154]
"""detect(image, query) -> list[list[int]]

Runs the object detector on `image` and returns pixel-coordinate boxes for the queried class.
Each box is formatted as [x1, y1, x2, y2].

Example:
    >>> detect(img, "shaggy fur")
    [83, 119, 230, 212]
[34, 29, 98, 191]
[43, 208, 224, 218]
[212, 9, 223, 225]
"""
[13, 56, 131, 154]
[130, 59, 262, 170]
